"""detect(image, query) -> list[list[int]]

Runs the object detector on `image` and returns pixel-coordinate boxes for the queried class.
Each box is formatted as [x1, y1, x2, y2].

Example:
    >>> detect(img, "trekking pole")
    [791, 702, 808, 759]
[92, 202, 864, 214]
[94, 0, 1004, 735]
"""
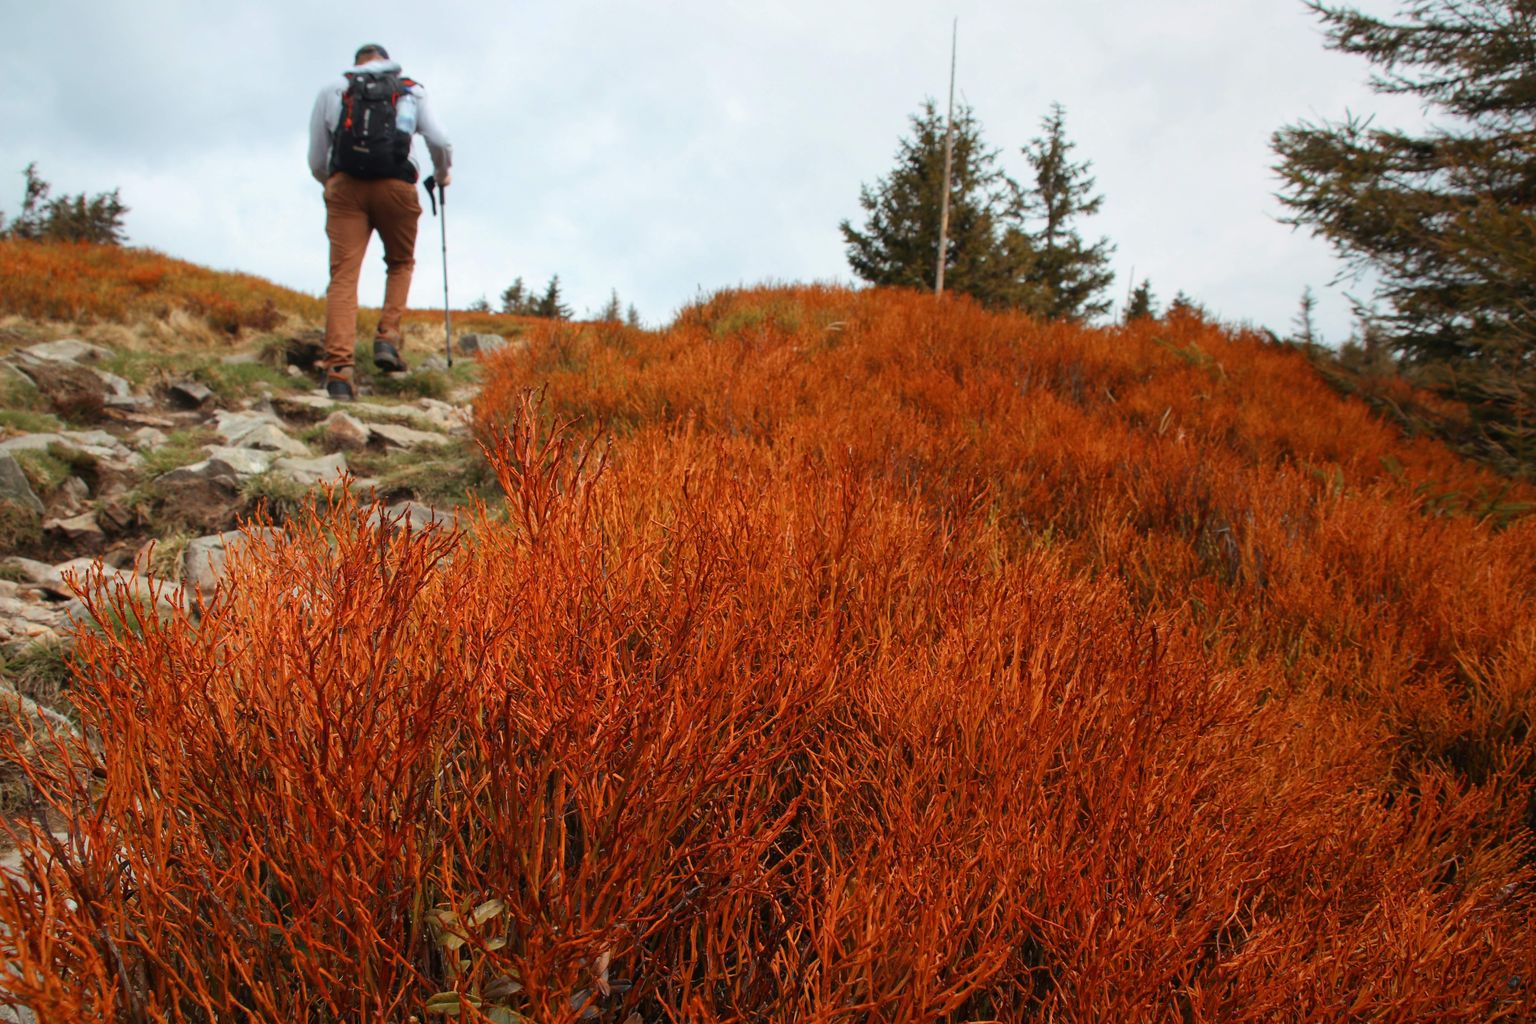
[424, 175, 453, 367]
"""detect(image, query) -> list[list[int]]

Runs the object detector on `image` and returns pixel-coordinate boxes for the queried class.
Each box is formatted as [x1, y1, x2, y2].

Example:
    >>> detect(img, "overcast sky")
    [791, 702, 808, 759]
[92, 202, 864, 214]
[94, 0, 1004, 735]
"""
[4, 0, 1422, 340]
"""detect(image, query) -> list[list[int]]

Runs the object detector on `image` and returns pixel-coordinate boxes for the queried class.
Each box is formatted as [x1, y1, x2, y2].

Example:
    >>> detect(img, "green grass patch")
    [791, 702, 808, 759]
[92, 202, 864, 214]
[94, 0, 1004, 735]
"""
[0, 363, 50, 428]
[145, 531, 194, 581]
[195, 360, 304, 403]
[0, 638, 75, 719]
[366, 442, 496, 505]
[0, 499, 42, 550]
[0, 407, 65, 434]
[12, 446, 73, 494]
[138, 429, 217, 478]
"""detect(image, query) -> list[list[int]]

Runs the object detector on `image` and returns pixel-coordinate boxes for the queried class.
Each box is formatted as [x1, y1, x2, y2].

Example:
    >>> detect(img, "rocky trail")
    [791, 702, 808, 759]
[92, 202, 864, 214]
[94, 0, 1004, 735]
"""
[0, 329, 508, 817]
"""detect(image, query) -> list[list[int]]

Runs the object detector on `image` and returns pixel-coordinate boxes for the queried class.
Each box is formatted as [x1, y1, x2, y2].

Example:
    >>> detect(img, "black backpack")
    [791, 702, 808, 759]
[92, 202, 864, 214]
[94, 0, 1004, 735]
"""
[331, 71, 417, 182]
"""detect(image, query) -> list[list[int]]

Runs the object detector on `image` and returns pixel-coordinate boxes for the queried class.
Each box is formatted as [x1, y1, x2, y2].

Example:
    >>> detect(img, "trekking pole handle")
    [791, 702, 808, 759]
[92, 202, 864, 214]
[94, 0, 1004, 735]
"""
[423, 175, 439, 216]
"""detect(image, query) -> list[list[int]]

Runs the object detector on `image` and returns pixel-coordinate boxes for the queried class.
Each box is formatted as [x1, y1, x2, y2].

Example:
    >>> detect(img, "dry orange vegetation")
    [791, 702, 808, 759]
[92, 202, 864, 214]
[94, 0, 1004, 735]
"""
[0, 240, 324, 332]
[3, 286, 1533, 1021]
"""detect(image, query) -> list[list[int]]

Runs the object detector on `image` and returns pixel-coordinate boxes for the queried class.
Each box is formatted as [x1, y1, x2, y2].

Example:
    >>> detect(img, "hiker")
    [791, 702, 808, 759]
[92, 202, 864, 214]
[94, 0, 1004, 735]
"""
[308, 43, 452, 401]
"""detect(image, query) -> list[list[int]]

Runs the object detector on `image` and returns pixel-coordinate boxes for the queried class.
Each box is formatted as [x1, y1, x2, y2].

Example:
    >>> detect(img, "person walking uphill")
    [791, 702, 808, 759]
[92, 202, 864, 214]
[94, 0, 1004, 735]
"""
[308, 43, 452, 400]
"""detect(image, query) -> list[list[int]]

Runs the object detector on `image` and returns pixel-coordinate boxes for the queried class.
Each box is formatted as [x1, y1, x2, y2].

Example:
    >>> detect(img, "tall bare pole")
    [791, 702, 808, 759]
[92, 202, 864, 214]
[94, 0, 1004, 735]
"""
[935, 18, 958, 296]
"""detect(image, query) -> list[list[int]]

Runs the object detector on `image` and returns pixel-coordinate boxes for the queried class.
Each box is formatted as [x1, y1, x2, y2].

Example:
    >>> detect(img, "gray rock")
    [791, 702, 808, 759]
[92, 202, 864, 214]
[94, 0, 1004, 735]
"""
[58, 476, 90, 511]
[203, 446, 273, 478]
[0, 453, 44, 515]
[0, 433, 62, 455]
[180, 529, 280, 600]
[18, 339, 113, 364]
[370, 500, 460, 535]
[212, 411, 309, 456]
[1, 430, 134, 464]
[129, 426, 168, 450]
[156, 460, 236, 487]
[1, 557, 53, 585]
[419, 354, 451, 372]
[93, 369, 134, 398]
[272, 452, 348, 487]
[103, 394, 153, 412]
[369, 421, 447, 451]
[322, 411, 370, 450]
[43, 512, 103, 545]
[457, 332, 508, 355]
[40, 557, 102, 600]
[168, 381, 215, 408]
[412, 398, 471, 432]
[271, 392, 339, 420]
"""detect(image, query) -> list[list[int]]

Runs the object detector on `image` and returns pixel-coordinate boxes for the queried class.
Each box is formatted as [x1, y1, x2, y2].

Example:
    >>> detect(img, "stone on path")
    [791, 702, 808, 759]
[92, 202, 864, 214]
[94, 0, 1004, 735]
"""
[322, 411, 370, 450]
[16, 339, 113, 364]
[457, 332, 507, 355]
[0, 453, 44, 515]
[212, 411, 309, 456]
[369, 422, 447, 451]
[43, 513, 103, 545]
[180, 528, 281, 600]
[168, 381, 215, 408]
[272, 452, 348, 487]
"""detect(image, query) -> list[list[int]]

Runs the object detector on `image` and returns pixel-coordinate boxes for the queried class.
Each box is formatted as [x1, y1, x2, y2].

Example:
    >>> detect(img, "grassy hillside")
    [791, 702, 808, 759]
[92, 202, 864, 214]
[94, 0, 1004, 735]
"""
[3, 283, 1533, 1021]
[0, 239, 535, 341]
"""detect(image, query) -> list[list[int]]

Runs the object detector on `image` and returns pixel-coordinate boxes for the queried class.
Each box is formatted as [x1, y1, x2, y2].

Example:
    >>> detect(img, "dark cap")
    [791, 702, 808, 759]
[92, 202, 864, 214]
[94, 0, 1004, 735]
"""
[354, 43, 389, 62]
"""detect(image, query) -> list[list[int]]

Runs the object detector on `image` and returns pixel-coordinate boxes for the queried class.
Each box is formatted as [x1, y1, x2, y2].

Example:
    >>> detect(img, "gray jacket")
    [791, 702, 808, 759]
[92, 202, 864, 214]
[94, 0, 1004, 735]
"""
[308, 58, 452, 184]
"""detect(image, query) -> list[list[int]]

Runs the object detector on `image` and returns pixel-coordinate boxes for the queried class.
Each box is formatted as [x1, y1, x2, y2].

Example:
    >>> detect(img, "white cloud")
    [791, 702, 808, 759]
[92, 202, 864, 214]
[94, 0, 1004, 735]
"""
[3, 0, 1425, 338]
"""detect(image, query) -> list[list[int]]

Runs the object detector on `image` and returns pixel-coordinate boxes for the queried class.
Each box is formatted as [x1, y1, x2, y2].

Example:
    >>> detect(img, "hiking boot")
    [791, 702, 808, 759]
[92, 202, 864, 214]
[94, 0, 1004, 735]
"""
[326, 376, 356, 402]
[372, 339, 406, 374]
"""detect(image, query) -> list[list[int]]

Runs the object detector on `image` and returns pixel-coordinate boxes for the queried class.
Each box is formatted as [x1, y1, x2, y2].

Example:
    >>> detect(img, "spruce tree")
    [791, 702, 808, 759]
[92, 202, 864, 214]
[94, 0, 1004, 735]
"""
[500, 278, 535, 316]
[840, 100, 1024, 308]
[1124, 279, 1156, 322]
[534, 275, 572, 321]
[1291, 286, 1321, 347]
[597, 289, 622, 322]
[4, 163, 127, 245]
[1010, 105, 1114, 321]
[1273, 0, 1536, 470]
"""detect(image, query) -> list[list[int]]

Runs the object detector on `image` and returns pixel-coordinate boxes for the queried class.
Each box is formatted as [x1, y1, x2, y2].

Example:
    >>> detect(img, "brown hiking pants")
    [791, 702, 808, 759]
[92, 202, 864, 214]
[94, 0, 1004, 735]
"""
[323, 173, 422, 377]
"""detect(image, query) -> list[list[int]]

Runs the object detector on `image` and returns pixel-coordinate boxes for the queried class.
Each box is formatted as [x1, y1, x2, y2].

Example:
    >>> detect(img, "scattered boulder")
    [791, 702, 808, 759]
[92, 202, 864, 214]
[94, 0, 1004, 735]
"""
[272, 452, 348, 487]
[203, 446, 274, 478]
[412, 398, 471, 433]
[1, 430, 136, 466]
[0, 557, 53, 586]
[370, 499, 461, 536]
[93, 369, 134, 399]
[322, 411, 370, 450]
[0, 453, 44, 516]
[457, 333, 507, 355]
[16, 339, 112, 364]
[128, 426, 168, 451]
[180, 528, 281, 601]
[167, 381, 215, 409]
[369, 422, 446, 451]
[43, 512, 104, 546]
[212, 411, 309, 456]
[55, 476, 90, 514]
[271, 392, 339, 421]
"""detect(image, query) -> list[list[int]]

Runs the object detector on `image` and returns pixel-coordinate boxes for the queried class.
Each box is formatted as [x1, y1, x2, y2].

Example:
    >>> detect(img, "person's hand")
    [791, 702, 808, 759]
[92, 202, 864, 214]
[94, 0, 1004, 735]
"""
[439, 170, 452, 188]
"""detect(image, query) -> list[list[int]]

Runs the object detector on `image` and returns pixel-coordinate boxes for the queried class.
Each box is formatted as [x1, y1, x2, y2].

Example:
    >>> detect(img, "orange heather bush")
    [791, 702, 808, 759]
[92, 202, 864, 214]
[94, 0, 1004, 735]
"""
[0, 239, 322, 331]
[0, 288, 1532, 1021]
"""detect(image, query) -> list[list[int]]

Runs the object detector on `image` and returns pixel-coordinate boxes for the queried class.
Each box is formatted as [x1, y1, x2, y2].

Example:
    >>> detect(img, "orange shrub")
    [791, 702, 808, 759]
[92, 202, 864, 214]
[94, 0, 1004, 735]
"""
[1, 288, 1532, 1021]
[0, 239, 323, 331]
